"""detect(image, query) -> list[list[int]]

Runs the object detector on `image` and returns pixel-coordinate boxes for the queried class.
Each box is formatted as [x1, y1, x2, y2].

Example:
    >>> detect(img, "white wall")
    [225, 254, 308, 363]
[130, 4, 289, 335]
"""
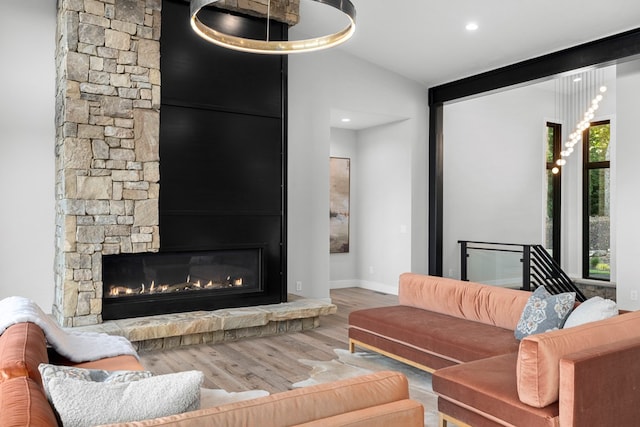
[329, 128, 358, 284]
[355, 122, 415, 293]
[330, 118, 426, 295]
[615, 59, 640, 310]
[443, 85, 553, 280]
[442, 66, 638, 309]
[289, 49, 428, 299]
[0, 1, 56, 311]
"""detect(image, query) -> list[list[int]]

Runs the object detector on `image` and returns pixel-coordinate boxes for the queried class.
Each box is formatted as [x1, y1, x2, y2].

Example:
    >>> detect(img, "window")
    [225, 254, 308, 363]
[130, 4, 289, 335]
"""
[545, 122, 561, 263]
[583, 120, 611, 280]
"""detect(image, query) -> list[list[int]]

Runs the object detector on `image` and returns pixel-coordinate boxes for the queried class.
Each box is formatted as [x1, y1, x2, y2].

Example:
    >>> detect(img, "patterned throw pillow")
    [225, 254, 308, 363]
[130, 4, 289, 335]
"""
[514, 286, 575, 340]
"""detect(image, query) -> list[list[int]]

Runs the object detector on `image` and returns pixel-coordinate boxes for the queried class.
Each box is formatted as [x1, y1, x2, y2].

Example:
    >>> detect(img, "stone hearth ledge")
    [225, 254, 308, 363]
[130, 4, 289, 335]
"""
[71, 298, 337, 352]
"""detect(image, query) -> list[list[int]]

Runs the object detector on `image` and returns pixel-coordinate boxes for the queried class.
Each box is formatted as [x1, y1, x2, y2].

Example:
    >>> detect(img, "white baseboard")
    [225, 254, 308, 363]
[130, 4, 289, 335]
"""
[330, 280, 398, 296]
[329, 280, 360, 289]
[359, 280, 399, 296]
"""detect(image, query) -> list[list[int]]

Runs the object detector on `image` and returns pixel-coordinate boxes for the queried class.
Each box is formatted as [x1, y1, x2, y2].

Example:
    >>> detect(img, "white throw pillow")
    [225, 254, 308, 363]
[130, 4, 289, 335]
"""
[39, 364, 203, 427]
[563, 296, 618, 328]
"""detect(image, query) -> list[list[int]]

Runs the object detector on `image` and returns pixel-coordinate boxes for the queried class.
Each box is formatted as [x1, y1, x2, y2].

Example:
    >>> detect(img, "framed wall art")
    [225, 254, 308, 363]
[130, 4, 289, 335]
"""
[330, 157, 350, 253]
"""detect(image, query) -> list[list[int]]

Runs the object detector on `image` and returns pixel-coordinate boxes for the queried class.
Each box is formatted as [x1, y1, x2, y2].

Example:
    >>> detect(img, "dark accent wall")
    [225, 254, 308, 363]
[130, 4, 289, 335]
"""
[159, 0, 287, 308]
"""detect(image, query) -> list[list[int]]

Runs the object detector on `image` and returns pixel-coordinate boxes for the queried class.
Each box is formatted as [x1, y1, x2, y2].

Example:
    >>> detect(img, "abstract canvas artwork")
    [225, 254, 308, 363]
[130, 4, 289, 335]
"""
[330, 157, 350, 253]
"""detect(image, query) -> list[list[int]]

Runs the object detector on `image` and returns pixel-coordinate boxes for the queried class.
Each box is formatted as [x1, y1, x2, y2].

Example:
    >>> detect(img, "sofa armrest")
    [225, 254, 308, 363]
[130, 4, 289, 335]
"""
[559, 335, 640, 426]
[100, 371, 420, 427]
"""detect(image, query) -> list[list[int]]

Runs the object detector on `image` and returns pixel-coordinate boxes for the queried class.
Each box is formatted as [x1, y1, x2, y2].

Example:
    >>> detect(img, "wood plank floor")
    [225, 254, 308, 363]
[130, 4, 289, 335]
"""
[139, 288, 398, 393]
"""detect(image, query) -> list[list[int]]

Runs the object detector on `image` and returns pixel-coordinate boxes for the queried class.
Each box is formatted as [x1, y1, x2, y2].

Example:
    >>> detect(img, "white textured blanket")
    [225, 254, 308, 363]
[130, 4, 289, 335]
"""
[0, 296, 138, 362]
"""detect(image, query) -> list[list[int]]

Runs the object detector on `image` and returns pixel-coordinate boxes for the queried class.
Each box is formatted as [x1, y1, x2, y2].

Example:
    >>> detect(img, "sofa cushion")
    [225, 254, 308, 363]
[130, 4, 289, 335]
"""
[350, 306, 521, 365]
[563, 296, 617, 328]
[0, 322, 49, 384]
[0, 376, 59, 427]
[514, 286, 575, 339]
[433, 353, 559, 427]
[398, 273, 531, 330]
[517, 309, 640, 408]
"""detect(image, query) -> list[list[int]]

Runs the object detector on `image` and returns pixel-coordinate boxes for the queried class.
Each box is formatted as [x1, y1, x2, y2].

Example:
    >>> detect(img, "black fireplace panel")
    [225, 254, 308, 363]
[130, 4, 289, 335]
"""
[159, 105, 283, 214]
[99, 0, 287, 320]
[161, 0, 286, 117]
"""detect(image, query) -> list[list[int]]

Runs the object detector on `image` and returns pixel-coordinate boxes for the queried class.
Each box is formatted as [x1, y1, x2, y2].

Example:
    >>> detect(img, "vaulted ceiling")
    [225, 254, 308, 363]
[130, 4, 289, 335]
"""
[292, 0, 640, 87]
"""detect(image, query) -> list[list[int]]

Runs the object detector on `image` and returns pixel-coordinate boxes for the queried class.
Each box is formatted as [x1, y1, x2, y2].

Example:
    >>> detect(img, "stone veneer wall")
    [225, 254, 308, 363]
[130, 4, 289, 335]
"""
[214, 0, 300, 25]
[54, 0, 162, 327]
[53, 0, 300, 327]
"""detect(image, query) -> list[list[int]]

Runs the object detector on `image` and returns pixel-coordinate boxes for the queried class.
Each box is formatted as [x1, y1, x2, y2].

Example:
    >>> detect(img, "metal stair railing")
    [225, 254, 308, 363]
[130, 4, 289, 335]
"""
[530, 244, 586, 301]
[459, 240, 586, 302]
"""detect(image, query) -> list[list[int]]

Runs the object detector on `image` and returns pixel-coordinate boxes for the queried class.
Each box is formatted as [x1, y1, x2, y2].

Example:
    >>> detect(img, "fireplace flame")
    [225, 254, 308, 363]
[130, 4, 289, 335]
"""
[107, 276, 247, 297]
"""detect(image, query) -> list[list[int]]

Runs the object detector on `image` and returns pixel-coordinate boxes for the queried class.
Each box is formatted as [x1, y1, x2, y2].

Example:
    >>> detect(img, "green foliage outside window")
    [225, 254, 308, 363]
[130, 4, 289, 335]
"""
[585, 122, 610, 280]
[588, 123, 610, 162]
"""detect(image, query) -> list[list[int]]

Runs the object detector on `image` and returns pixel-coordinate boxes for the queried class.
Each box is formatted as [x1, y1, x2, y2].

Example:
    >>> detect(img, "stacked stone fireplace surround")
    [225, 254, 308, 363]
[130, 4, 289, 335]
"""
[54, 0, 164, 328]
[53, 0, 332, 349]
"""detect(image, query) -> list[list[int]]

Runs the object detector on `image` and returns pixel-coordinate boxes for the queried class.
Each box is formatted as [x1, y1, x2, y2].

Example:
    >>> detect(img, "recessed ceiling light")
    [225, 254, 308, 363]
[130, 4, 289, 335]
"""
[341, 118, 351, 123]
[465, 22, 479, 31]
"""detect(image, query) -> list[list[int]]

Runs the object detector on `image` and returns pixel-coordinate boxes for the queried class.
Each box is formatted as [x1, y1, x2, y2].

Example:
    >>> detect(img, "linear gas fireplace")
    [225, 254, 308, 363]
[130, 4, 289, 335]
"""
[102, 248, 264, 320]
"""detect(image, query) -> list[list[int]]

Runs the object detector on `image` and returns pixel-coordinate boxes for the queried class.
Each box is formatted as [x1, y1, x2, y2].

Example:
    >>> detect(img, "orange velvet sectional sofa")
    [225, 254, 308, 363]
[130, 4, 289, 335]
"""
[349, 273, 640, 427]
[0, 321, 424, 426]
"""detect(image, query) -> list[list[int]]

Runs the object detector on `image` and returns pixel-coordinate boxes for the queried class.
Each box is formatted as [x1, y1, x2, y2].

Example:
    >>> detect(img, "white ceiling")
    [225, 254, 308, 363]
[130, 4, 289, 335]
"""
[291, 0, 640, 129]
[329, 108, 408, 130]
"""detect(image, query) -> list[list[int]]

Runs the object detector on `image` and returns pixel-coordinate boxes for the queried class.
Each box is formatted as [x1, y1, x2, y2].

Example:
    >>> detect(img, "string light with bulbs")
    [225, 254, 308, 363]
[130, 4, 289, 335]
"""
[552, 70, 607, 174]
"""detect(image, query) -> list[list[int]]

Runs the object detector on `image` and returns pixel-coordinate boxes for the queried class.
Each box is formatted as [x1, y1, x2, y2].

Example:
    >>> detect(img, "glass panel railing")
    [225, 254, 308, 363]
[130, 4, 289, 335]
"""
[458, 240, 586, 301]
[467, 245, 523, 289]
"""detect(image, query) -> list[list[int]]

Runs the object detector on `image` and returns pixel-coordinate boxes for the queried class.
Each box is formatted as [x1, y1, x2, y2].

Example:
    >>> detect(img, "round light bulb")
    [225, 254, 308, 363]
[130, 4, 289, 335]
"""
[596, 94, 603, 102]
[567, 147, 574, 154]
[556, 159, 566, 166]
[552, 167, 559, 174]
[600, 86, 607, 93]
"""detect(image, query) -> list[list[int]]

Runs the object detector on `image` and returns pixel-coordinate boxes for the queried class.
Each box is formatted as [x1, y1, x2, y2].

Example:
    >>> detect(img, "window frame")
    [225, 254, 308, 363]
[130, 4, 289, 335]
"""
[546, 122, 562, 264]
[582, 119, 611, 281]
